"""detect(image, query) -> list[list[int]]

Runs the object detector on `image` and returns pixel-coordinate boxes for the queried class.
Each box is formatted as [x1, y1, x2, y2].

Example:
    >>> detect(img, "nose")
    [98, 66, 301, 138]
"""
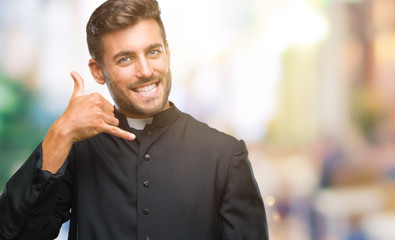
[136, 57, 152, 79]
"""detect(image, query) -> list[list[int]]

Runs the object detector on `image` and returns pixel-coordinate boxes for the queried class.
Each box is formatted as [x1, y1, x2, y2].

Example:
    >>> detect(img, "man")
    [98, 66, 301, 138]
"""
[0, 0, 269, 239]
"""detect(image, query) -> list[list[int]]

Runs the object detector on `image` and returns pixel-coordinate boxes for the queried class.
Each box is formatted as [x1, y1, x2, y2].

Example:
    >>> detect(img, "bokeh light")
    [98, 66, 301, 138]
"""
[2, 0, 395, 239]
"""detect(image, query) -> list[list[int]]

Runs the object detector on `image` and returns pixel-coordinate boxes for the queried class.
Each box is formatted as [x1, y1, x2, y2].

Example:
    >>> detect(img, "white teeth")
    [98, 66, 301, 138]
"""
[136, 83, 157, 95]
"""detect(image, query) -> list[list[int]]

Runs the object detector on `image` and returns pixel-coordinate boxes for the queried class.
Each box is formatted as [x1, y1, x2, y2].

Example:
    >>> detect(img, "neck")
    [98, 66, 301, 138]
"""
[115, 101, 171, 119]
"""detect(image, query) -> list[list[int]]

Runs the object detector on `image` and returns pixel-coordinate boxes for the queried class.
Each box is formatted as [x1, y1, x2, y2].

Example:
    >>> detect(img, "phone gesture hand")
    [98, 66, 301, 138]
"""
[65, 71, 135, 142]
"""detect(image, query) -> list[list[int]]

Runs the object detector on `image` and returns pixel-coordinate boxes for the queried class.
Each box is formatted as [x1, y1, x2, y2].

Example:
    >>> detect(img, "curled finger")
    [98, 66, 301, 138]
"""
[103, 125, 136, 141]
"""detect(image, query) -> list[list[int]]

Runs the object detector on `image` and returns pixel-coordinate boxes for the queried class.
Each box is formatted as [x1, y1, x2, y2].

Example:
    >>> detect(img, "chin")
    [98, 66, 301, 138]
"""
[120, 98, 168, 117]
[142, 100, 168, 115]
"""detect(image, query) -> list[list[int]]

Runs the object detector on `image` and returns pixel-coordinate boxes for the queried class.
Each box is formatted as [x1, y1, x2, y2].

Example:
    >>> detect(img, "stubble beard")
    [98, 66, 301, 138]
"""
[104, 68, 172, 117]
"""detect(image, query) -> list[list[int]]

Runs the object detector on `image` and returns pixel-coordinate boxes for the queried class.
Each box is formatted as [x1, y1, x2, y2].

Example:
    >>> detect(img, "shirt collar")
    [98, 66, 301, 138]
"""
[126, 117, 153, 130]
[115, 101, 181, 131]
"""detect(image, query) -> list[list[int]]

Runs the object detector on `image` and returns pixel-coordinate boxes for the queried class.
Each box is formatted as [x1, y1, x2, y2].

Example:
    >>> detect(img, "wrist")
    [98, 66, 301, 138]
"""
[42, 120, 74, 174]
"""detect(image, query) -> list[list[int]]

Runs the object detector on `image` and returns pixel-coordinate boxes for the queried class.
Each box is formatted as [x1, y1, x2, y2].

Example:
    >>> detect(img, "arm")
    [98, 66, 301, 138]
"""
[219, 140, 269, 240]
[0, 71, 136, 239]
[0, 144, 71, 240]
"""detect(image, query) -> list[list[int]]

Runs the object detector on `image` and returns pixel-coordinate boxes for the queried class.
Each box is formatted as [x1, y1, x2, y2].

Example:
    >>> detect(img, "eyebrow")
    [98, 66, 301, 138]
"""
[113, 51, 134, 61]
[112, 43, 163, 61]
[147, 43, 163, 50]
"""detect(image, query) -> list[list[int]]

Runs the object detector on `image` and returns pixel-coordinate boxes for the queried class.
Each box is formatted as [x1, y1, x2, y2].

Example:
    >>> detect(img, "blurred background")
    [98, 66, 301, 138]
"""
[1, 0, 395, 239]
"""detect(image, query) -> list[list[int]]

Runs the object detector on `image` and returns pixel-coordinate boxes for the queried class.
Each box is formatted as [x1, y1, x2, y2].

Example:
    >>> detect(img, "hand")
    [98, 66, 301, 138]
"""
[42, 71, 135, 173]
[63, 71, 135, 142]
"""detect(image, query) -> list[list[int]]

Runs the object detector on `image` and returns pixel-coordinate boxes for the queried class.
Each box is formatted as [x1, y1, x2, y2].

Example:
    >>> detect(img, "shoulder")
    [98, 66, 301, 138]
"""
[177, 110, 243, 148]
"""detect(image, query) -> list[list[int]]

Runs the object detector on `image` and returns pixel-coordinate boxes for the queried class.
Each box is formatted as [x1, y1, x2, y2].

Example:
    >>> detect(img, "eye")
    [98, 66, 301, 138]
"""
[147, 49, 160, 57]
[119, 57, 131, 63]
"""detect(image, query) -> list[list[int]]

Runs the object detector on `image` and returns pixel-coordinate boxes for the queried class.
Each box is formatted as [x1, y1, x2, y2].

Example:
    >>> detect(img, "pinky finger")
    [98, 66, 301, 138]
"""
[104, 125, 136, 141]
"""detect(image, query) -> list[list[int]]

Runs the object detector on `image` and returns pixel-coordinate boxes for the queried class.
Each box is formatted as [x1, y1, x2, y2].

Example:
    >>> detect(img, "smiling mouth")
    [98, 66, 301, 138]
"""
[134, 83, 158, 96]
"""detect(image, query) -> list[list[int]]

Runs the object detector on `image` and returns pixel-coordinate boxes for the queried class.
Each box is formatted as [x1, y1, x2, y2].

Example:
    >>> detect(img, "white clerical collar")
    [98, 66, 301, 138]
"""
[126, 117, 153, 130]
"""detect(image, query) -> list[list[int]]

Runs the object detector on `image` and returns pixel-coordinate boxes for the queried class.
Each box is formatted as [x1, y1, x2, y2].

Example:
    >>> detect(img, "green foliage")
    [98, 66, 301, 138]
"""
[0, 72, 48, 192]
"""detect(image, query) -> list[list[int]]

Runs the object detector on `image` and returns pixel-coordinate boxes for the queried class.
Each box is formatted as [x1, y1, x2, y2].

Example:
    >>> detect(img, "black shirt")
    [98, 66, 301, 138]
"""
[0, 104, 269, 240]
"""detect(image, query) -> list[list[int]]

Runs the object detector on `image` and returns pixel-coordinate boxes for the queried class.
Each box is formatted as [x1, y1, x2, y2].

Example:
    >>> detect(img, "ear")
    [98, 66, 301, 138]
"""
[165, 42, 171, 65]
[89, 59, 106, 85]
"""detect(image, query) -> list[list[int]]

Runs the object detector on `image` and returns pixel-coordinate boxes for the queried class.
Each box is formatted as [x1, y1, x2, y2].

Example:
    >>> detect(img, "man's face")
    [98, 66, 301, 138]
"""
[97, 19, 171, 118]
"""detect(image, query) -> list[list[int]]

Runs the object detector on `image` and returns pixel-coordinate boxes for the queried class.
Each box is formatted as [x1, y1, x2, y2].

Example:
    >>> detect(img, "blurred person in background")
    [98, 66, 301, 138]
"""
[0, 0, 268, 239]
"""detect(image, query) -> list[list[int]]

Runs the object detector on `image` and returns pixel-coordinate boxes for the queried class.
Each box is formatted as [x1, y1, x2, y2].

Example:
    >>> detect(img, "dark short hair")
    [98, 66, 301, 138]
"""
[86, 0, 167, 64]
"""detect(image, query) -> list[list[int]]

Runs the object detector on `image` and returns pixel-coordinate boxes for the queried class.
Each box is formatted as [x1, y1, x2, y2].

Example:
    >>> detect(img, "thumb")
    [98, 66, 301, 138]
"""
[70, 71, 84, 98]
